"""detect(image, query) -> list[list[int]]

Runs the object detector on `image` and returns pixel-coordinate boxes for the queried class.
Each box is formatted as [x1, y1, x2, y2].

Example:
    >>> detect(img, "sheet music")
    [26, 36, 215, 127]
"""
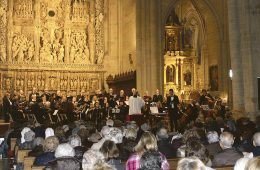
[53, 110, 59, 115]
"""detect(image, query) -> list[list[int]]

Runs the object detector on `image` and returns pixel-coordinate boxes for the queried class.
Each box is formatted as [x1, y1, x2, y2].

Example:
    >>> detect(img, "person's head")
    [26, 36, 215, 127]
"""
[109, 88, 113, 94]
[177, 157, 207, 170]
[134, 132, 158, 153]
[186, 140, 209, 164]
[245, 157, 260, 170]
[68, 134, 82, 148]
[100, 140, 119, 160]
[156, 127, 169, 140]
[169, 89, 174, 95]
[156, 89, 160, 95]
[55, 143, 75, 158]
[206, 131, 219, 144]
[125, 128, 137, 140]
[234, 157, 251, 170]
[132, 88, 136, 95]
[182, 129, 200, 144]
[24, 130, 35, 142]
[82, 149, 105, 170]
[253, 132, 260, 147]
[139, 150, 162, 170]
[202, 89, 207, 95]
[120, 90, 124, 96]
[33, 87, 37, 93]
[21, 127, 31, 143]
[106, 119, 114, 127]
[43, 136, 59, 152]
[32, 137, 44, 148]
[92, 161, 115, 170]
[219, 132, 234, 149]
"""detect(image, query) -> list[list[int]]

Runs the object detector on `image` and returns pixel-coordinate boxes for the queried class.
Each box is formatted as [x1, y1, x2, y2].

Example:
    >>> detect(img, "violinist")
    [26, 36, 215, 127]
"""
[199, 89, 214, 106]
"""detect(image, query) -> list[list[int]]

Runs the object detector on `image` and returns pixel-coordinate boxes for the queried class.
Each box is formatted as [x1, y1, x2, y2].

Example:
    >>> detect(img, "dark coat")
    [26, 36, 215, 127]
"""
[46, 157, 81, 170]
[252, 146, 260, 157]
[212, 148, 243, 167]
[158, 138, 176, 159]
[34, 152, 55, 166]
[119, 138, 137, 161]
[205, 142, 222, 159]
[74, 146, 87, 161]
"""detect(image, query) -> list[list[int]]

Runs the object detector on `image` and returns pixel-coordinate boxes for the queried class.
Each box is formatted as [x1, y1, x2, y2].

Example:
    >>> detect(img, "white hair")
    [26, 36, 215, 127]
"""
[45, 128, 55, 139]
[234, 157, 250, 170]
[55, 143, 75, 158]
[21, 127, 31, 143]
[219, 132, 234, 149]
[253, 132, 260, 146]
[125, 128, 137, 139]
[207, 131, 219, 144]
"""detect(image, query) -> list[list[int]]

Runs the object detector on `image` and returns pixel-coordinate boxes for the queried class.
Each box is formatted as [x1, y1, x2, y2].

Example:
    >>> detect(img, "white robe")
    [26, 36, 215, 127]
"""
[128, 96, 145, 115]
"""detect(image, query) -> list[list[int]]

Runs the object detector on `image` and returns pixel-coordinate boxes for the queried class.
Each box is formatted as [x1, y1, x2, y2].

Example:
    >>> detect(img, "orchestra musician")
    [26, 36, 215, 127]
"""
[29, 87, 39, 102]
[117, 89, 126, 102]
[166, 89, 180, 132]
[199, 89, 214, 106]
[107, 88, 117, 108]
[152, 89, 163, 103]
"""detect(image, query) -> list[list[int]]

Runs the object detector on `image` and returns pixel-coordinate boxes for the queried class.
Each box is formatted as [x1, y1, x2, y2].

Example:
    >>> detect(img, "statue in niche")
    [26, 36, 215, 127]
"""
[0, 45, 6, 62]
[5, 78, 11, 90]
[40, 28, 52, 63]
[37, 76, 41, 87]
[27, 78, 31, 87]
[97, 49, 104, 64]
[16, 78, 20, 87]
[50, 78, 55, 89]
[20, 78, 24, 87]
[184, 71, 192, 86]
[166, 65, 175, 83]
[167, 34, 176, 52]
[26, 41, 34, 62]
[58, 45, 64, 62]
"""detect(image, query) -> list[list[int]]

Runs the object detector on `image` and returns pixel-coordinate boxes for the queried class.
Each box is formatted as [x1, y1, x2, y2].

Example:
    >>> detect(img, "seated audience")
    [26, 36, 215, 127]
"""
[205, 131, 221, 159]
[119, 128, 137, 161]
[177, 156, 213, 170]
[139, 150, 164, 170]
[100, 140, 124, 169]
[47, 143, 80, 170]
[245, 156, 260, 170]
[234, 157, 251, 170]
[45, 127, 55, 138]
[126, 132, 169, 170]
[82, 149, 105, 170]
[28, 137, 44, 157]
[156, 127, 175, 158]
[68, 134, 87, 161]
[186, 139, 211, 166]
[252, 132, 260, 157]
[19, 130, 35, 150]
[34, 136, 59, 166]
[212, 132, 243, 167]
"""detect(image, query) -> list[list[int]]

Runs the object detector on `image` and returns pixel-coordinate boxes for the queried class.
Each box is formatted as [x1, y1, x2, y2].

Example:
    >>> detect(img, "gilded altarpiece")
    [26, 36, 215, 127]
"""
[0, 0, 106, 100]
[164, 11, 199, 101]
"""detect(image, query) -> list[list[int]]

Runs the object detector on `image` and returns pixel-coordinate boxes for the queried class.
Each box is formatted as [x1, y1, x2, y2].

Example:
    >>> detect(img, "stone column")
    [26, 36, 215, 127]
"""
[227, 0, 245, 114]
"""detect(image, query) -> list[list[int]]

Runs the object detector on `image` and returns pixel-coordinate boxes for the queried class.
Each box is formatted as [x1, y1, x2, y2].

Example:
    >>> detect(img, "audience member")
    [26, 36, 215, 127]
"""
[205, 131, 221, 159]
[245, 156, 260, 170]
[126, 132, 169, 170]
[34, 136, 59, 166]
[82, 149, 105, 170]
[212, 132, 243, 167]
[157, 127, 175, 158]
[252, 132, 260, 157]
[119, 128, 137, 161]
[28, 137, 44, 157]
[177, 156, 213, 170]
[68, 134, 87, 160]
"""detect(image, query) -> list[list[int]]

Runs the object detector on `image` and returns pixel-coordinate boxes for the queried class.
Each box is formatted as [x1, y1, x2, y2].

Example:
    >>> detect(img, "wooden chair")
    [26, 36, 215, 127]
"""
[31, 166, 46, 170]
[24, 156, 36, 170]
[17, 150, 31, 163]
[10, 138, 17, 151]
[168, 158, 180, 170]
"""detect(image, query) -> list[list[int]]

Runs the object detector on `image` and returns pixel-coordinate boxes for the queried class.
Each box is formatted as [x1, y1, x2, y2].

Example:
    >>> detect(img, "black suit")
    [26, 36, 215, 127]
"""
[152, 94, 163, 103]
[3, 96, 12, 122]
[167, 95, 180, 131]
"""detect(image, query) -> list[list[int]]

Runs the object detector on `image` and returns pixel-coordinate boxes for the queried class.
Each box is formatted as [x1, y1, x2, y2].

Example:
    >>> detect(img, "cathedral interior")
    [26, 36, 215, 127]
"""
[0, 0, 259, 120]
